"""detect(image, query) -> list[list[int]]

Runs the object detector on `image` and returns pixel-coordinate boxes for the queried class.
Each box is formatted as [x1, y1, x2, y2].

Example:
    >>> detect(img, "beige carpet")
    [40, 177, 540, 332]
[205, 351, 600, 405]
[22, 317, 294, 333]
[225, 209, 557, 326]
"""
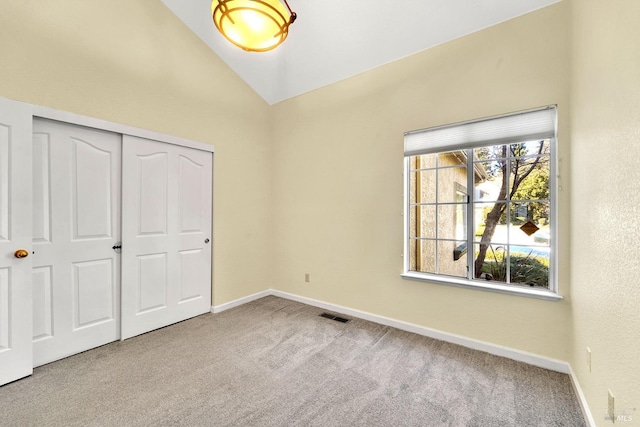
[0, 296, 585, 426]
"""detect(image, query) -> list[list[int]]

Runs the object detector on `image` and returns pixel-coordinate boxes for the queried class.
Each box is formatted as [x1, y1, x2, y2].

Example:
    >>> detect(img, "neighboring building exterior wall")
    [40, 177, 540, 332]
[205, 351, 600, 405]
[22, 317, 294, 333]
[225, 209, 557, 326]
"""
[409, 152, 467, 278]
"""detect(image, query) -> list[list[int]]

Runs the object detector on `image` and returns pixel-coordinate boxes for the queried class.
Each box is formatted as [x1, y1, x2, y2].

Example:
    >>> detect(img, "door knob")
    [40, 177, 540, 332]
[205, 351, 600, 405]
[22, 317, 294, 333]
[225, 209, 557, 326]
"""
[14, 249, 29, 259]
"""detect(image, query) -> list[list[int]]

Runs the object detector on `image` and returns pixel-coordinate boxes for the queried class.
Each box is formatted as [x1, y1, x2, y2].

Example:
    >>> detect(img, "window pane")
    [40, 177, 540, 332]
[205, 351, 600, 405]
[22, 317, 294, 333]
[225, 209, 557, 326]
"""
[473, 244, 550, 288]
[437, 204, 466, 240]
[437, 167, 467, 203]
[410, 153, 436, 170]
[437, 151, 465, 166]
[508, 201, 550, 244]
[509, 246, 550, 288]
[473, 202, 508, 244]
[474, 144, 508, 162]
[411, 169, 436, 204]
[409, 238, 416, 270]
[438, 240, 467, 278]
[473, 243, 508, 283]
[455, 198, 466, 241]
[409, 239, 436, 273]
[510, 158, 550, 202]
[409, 205, 436, 239]
[509, 140, 550, 158]
[474, 161, 507, 202]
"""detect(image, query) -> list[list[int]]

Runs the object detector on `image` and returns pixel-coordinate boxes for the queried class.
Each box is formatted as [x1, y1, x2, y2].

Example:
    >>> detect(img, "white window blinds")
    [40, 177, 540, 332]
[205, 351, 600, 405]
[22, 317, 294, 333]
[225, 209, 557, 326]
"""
[404, 106, 557, 157]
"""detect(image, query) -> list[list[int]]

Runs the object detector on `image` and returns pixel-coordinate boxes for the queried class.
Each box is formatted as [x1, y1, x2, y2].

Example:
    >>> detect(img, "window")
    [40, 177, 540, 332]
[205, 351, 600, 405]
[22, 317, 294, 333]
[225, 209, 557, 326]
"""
[403, 107, 559, 299]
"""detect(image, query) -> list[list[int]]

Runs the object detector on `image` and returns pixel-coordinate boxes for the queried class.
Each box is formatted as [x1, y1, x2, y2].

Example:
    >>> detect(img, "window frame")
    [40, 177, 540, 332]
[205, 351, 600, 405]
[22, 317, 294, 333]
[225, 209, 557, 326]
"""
[401, 108, 561, 301]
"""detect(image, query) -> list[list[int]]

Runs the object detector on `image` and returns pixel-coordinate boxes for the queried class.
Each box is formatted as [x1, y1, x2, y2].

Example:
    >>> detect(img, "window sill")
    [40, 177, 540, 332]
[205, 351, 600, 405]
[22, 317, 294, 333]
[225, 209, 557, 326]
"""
[400, 272, 563, 301]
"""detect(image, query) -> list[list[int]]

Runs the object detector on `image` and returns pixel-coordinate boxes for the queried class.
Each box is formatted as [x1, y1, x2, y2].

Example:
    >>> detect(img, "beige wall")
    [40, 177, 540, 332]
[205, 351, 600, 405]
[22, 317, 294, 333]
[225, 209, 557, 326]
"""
[570, 0, 640, 424]
[271, 3, 573, 361]
[0, 1, 272, 305]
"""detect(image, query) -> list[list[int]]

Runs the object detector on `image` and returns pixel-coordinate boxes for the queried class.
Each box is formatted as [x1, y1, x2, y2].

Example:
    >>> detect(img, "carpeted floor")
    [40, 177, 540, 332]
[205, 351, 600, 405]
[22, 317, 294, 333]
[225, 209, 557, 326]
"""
[0, 296, 585, 426]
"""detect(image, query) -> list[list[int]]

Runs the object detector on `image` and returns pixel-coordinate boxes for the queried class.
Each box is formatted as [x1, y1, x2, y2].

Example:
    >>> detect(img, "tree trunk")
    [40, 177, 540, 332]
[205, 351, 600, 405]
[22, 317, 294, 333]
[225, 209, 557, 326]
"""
[474, 203, 506, 277]
[474, 147, 508, 278]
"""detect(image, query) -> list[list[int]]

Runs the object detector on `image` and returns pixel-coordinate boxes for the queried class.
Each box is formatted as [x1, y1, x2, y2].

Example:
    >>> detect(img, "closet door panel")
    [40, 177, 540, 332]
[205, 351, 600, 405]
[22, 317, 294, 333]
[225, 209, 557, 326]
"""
[72, 258, 115, 328]
[32, 132, 51, 243]
[138, 152, 168, 236]
[72, 138, 115, 239]
[0, 98, 33, 386]
[137, 252, 168, 313]
[122, 135, 212, 340]
[32, 266, 53, 341]
[32, 119, 121, 367]
[179, 249, 203, 302]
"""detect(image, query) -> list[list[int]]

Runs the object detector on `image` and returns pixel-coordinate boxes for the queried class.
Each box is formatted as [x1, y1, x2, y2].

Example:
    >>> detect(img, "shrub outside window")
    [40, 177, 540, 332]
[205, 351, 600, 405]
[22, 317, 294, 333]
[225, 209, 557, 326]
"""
[403, 107, 559, 299]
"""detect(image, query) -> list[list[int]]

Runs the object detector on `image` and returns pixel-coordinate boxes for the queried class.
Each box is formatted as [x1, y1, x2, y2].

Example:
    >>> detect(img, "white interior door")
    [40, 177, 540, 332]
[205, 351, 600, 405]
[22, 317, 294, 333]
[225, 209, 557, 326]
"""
[32, 118, 121, 367]
[0, 98, 33, 385]
[121, 135, 212, 340]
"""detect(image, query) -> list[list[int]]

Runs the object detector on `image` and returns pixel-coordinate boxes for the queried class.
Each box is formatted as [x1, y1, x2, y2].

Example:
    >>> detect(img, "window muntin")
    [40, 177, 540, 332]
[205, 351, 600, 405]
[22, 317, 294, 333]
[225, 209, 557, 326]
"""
[404, 108, 557, 296]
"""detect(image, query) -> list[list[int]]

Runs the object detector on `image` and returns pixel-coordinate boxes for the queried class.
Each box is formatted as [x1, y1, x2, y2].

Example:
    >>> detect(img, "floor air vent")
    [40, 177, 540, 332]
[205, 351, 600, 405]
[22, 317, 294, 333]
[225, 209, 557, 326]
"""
[319, 313, 351, 323]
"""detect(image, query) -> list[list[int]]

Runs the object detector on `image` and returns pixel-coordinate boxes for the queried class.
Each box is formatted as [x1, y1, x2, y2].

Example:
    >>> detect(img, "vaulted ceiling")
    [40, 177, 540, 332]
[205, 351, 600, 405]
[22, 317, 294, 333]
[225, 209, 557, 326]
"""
[161, 0, 561, 105]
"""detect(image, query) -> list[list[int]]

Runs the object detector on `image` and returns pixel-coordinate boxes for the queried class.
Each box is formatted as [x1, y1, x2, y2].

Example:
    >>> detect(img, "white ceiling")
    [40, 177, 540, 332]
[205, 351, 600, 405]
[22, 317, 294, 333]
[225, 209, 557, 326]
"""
[160, 0, 561, 105]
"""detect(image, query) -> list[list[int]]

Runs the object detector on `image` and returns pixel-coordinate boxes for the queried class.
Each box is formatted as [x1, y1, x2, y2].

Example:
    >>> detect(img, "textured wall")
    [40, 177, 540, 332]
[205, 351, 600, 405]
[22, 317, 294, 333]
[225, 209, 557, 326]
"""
[570, 0, 640, 424]
[0, 1, 272, 305]
[271, 3, 573, 361]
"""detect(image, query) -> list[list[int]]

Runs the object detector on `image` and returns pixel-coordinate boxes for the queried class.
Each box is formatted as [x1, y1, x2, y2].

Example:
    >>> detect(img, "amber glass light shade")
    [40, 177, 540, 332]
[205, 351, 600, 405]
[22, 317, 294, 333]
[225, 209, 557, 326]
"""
[212, 0, 296, 52]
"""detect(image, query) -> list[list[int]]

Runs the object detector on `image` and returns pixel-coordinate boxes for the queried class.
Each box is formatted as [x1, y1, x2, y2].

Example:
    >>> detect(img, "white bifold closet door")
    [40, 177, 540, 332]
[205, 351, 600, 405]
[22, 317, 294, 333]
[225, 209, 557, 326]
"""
[0, 99, 213, 385]
[121, 135, 212, 340]
[32, 118, 121, 367]
[0, 98, 33, 385]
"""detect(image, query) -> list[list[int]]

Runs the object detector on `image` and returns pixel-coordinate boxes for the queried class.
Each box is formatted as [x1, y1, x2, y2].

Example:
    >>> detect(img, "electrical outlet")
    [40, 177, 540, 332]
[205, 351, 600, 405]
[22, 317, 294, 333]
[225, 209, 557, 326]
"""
[586, 347, 591, 372]
[608, 389, 615, 422]
[305, 273, 310, 283]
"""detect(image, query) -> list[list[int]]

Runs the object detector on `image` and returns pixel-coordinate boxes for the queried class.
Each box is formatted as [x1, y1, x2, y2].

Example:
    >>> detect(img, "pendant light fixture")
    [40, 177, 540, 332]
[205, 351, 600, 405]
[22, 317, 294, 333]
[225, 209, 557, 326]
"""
[212, 0, 297, 52]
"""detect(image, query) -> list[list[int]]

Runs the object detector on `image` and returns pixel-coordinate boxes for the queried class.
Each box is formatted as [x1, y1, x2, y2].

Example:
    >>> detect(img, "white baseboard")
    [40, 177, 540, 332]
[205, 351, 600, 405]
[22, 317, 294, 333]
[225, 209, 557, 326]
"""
[212, 289, 594, 423]
[214, 289, 569, 373]
[568, 365, 596, 427]
[269, 289, 570, 374]
[211, 290, 271, 313]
